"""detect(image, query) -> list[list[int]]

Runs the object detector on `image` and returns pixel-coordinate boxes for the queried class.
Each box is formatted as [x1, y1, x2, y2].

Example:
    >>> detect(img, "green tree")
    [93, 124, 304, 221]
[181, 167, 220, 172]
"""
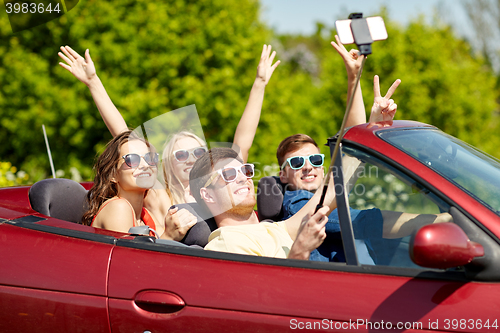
[462, 0, 500, 72]
[250, 14, 500, 170]
[357, 17, 500, 155]
[1, 2, 499, 184]
[0, 0, 270, 180]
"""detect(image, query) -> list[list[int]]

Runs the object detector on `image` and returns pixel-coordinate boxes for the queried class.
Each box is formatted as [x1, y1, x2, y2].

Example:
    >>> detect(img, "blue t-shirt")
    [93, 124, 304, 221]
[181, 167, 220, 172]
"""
[282, 189, 394, 264]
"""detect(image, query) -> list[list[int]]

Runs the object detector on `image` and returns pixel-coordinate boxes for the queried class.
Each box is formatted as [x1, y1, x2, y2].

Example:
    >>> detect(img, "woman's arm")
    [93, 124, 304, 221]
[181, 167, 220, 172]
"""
[58, 46, 128, 137]
[233, 44, 280, 163]
[144, 189, 200, 241]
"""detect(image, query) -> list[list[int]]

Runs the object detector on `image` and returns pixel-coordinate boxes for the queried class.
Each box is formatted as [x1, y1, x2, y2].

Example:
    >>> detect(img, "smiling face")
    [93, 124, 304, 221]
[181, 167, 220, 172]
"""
[202, 158, 256, 217]
[114, 140, 157, 193]
[171, 136, 206, 186]
[279, 143, 324, 192]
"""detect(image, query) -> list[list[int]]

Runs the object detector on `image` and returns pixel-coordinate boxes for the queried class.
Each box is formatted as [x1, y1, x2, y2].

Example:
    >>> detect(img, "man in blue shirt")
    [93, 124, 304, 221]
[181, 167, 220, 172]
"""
[277, 72, 402, 263]
[278, 134, 384, 263]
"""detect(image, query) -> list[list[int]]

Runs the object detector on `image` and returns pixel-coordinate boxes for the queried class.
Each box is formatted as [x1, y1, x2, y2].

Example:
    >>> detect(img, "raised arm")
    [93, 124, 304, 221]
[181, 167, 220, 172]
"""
[58, 46, 128, 137]
[233, 45, 280, 162]
[331, 35, 366, 128]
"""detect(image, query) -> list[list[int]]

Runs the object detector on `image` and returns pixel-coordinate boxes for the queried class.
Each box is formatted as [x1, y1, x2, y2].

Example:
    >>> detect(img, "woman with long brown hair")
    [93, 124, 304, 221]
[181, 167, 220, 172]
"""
[82, 130, 180, 236]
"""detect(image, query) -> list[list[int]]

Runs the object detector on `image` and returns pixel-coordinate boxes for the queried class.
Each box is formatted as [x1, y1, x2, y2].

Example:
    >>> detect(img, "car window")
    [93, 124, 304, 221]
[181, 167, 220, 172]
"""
[378, 128, 500, 215]
[341, 145, 453, 269]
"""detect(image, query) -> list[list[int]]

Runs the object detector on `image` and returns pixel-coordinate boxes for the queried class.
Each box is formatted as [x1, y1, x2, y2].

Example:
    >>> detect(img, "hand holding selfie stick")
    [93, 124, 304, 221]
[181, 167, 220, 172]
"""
[315, 56, 366, 213]
[315, 13, 376, 213]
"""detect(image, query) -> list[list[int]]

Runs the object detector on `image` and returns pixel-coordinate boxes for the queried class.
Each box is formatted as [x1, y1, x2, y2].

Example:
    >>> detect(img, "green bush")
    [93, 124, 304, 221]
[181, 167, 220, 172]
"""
[0, 162, 30, 187]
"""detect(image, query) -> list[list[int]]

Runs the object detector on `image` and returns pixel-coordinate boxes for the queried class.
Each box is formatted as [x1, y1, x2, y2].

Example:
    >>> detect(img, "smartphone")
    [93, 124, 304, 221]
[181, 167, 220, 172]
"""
[335, 16, 388, 45]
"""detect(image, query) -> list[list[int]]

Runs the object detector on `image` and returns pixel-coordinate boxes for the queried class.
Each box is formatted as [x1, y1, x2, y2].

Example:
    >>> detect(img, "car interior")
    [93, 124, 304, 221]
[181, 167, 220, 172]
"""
[28, 178, 88, 223]
[27, 177, 216, 247]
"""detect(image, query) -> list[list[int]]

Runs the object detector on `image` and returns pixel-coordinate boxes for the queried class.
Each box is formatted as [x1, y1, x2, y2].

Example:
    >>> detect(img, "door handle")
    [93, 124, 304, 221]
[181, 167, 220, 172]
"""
[134, 290, 185, 313]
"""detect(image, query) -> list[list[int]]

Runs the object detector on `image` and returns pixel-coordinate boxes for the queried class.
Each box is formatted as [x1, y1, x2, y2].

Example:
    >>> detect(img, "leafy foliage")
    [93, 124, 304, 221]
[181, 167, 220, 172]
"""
[0, 0, 269, 180]
[253, 14, 499, 168]
[0, 162, 30, 187]
[0, 2, 499, 183]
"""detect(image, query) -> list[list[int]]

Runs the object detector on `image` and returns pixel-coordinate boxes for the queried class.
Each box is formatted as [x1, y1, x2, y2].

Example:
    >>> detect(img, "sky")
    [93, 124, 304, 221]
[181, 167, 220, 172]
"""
[259, 0, 472, 39]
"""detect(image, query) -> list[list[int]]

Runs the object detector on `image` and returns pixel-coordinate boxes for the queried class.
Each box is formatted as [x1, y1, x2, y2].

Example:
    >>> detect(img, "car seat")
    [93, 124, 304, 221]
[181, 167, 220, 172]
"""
[257, 176, 286, 221]
[29, 178, 88, 223]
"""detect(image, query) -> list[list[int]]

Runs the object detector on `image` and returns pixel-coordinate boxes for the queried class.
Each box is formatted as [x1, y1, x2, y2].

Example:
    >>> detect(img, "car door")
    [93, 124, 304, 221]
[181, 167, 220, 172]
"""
[107, 235, 499, 332]
[322, 141, 500, 332]
[0, 215, 115, 333]
[108, 238, 430, 332]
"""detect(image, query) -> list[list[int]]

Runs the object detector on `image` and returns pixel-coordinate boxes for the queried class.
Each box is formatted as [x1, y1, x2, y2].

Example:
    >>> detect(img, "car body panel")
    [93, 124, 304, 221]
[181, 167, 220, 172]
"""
[1, 121, 500, 332]
[0, 285, 110, 333]
[0, 223, 112, 295]
[107, 242, 499, 332]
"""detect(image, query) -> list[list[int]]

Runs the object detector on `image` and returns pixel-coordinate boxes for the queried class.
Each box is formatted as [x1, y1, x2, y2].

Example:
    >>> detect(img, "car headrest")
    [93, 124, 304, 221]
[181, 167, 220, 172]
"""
[257, 176, 286, 221]
[29, 178, 88, 223]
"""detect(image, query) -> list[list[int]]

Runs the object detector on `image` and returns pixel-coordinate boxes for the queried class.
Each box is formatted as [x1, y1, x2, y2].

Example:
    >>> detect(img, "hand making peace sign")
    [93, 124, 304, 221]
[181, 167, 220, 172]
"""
[369, 75, 401, 123]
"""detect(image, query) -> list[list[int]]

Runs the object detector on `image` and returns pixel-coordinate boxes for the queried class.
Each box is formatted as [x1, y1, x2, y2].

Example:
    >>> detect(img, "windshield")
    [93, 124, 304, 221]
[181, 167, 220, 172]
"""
[378, 128, 500, 215]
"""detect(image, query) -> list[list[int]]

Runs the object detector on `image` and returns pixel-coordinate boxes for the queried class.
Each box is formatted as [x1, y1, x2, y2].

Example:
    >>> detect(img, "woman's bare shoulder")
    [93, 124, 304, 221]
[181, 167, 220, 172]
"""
[93, 197, 135, 232]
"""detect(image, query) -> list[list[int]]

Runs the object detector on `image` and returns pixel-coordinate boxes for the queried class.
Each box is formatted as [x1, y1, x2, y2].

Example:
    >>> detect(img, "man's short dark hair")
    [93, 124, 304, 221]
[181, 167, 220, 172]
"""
[189, 147, 242, 210]
[276, 134, 318, 167]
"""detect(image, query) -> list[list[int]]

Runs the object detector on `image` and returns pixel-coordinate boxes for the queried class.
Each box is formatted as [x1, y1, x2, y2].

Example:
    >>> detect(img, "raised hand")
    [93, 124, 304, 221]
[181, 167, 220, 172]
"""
[233, 44, 280, 163]
[331, 34, 367, 127]
[58, 46, 96, 86]
[369, 75, 401, 123]
[331, 35, 364, 80]
[256, 44, 280, 85]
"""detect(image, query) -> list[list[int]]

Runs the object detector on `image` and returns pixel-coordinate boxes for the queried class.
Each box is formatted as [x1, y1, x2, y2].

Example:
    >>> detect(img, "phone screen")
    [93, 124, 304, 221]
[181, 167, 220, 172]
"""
[335, 16, 388, 45]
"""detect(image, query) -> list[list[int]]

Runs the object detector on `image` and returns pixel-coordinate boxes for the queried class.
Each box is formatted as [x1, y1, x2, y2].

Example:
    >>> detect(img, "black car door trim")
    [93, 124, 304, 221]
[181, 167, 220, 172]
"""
[5, 218, 117, 244]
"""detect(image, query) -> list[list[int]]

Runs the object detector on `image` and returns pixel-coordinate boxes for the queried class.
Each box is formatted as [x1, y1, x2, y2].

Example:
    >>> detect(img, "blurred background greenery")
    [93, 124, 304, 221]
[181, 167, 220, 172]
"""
[0, 0, 499, 185]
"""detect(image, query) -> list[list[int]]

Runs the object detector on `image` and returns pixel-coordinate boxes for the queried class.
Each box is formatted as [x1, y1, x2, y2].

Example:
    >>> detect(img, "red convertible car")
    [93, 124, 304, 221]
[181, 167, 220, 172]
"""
[1, 120, 499, 332]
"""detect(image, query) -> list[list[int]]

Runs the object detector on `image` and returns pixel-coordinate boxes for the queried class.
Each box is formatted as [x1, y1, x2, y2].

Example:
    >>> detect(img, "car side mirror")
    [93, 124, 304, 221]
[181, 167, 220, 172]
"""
[409, 222, 484, 269]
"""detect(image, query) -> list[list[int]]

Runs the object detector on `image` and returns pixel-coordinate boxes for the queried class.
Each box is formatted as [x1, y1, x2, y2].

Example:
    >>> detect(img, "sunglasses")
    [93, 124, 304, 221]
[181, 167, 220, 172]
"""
[281, 154, 325, 170]
[173, 147, 208, 162]
[122, 152, 159, 168]
[204, 164, 255, 187]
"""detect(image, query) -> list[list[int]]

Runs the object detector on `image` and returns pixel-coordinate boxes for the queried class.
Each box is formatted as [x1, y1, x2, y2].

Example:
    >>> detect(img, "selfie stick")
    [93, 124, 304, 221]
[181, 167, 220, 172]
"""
[315, 13, 373, 213]
[42, 125, 56, 178]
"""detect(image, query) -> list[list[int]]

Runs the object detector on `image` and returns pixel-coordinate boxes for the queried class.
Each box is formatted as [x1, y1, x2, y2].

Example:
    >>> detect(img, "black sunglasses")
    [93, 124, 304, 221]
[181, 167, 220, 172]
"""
[173, 147, 208, 162]
[122, 152, 159, 168]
